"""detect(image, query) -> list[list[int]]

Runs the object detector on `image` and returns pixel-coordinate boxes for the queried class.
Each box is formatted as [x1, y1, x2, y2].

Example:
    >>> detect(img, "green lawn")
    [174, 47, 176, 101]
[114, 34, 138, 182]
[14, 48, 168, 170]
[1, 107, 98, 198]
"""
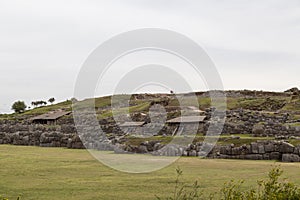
[1, 145, 300, 200]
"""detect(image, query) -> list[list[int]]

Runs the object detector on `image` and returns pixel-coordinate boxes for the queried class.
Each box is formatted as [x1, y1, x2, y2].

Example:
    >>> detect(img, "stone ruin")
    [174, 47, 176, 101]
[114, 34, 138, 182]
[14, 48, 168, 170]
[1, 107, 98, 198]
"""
[113, 139, 300, 162]
[211, 140, 300, 162]
[1, 104, 300, 162]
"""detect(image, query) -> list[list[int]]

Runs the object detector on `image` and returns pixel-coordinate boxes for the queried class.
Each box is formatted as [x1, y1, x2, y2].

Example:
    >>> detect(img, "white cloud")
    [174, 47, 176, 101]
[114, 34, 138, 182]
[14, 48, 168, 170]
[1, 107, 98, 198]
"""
[0, 0, 299, 113]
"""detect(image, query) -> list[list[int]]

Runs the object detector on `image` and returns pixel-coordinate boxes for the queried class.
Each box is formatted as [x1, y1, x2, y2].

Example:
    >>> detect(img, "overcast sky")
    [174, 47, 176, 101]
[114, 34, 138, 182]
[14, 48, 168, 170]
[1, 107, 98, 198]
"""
[1, 0, 300, 113]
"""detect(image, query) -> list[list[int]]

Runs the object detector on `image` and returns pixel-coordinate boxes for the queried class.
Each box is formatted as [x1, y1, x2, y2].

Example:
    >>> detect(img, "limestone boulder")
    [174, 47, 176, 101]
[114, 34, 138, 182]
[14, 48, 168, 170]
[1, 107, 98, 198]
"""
[282, 154, 300, 162]
[279, 142, 294, 153]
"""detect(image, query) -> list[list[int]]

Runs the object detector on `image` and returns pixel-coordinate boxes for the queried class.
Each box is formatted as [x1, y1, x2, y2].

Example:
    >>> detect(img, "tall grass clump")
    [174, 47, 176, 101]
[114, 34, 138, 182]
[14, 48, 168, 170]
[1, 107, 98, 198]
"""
[155, 167, 209, 200]
[157, 166, 300, 200]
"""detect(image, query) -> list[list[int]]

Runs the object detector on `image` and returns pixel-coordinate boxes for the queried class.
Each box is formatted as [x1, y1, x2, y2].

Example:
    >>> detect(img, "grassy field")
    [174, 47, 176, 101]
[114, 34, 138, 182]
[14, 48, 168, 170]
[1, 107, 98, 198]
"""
[1, 145, 300, 199]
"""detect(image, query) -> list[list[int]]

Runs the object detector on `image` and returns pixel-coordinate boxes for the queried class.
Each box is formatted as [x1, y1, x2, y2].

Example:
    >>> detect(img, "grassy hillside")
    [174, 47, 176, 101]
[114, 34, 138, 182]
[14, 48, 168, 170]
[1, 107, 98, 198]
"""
[0, 100, 72, 120]
[1, 91, 300, 121]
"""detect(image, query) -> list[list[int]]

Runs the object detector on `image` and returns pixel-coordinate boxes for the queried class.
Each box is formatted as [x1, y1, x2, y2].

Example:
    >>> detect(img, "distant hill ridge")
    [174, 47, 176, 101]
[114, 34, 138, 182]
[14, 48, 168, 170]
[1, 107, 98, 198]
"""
[1, 88, 299, 120]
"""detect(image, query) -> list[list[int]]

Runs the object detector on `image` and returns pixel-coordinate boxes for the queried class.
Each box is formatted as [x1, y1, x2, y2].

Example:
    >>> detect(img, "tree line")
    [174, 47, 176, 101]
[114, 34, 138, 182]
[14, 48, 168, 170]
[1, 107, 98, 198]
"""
[11, 98, 55, 113]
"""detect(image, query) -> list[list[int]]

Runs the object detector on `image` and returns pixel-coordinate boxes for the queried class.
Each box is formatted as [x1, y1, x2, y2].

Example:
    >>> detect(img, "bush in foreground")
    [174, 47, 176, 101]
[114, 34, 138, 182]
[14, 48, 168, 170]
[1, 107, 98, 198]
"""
[157, 166, 300, 200]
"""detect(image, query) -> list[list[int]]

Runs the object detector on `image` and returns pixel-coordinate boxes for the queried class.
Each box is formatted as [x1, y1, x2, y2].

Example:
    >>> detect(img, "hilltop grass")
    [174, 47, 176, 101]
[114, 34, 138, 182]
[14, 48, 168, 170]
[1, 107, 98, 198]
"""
[0, 101, 72, 120]
[2, 93, 300, 120]
[285, 122, 300, 127]
[282, 98, 300, 111]
[1, 145, 300, 200]
[291, 114, 300, 120]
[167, 96, 296, 111]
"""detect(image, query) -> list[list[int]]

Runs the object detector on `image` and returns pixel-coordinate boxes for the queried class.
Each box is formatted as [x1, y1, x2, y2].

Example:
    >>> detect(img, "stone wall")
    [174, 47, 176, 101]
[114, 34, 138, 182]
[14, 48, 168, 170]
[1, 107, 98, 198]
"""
[145, 109, 300, 136]
[0, 120, 85, 149]
[1, 107, 300, 161]
[115, 140, 300, 162]
[210, 140, 300, 162]
[69, 109, 300, 137]
[218, 109, 300, 136]
[1, 119, 300, 162]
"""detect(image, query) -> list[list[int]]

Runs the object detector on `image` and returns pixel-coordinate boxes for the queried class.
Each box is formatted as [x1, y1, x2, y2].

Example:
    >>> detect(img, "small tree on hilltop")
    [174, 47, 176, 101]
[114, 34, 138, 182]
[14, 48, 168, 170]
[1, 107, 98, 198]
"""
[48, 97, 55, 104]
[41, 100, 47, 106]
[31, 101, 38, 107]
[12, 101, 27, 113]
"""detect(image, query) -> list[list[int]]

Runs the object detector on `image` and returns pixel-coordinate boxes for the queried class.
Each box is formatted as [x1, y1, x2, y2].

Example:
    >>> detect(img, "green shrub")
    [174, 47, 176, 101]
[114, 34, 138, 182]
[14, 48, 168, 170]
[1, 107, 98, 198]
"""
[11, 101, 27, 113]
[156, 167, 208, 200]
[158, 166, 300, 200]
[220, 166, 300, 200]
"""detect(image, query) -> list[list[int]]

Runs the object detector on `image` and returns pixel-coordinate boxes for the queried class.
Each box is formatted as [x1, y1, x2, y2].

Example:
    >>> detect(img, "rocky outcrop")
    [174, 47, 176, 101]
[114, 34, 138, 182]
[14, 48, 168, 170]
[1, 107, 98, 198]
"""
[285, 87, 300, 95]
